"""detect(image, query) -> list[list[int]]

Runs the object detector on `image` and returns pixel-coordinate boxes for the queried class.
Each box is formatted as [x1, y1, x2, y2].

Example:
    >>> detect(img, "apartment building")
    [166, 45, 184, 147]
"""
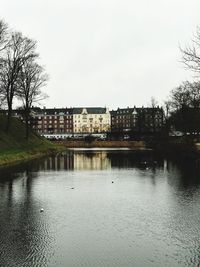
[0, 105, 164, 139]
[73, 107, 110, 134]
[32, 107, 73, 136]
[111, 106, 164, 137]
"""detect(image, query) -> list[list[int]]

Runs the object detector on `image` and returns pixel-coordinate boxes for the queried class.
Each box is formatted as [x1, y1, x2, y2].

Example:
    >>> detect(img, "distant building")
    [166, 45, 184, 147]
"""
[0, 105, 164, 139]
[32, 107, 73, 137]
[111, 106, 164, 138]
[73, 107, 110, 134]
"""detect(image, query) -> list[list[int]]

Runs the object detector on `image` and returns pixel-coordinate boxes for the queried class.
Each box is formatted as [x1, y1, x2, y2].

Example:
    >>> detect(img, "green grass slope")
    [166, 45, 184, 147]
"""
[0, 115, 62, 166]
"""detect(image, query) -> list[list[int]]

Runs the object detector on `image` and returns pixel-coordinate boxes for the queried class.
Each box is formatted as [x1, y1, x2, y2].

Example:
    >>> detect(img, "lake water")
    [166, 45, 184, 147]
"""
[1, 149, 200, 267]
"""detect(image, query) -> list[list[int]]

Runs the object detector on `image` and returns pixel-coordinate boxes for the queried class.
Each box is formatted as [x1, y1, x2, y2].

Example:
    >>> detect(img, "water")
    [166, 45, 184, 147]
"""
[0, 149, 200, 267]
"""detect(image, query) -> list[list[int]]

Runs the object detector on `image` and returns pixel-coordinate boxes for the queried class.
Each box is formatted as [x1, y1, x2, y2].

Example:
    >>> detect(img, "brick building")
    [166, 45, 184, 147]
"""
[111, 106, 164, 138]
[32, 107, 73, 136]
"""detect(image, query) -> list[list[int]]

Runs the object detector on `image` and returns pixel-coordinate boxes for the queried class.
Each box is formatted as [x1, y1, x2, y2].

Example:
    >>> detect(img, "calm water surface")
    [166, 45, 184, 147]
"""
[1, 149, 200, 267]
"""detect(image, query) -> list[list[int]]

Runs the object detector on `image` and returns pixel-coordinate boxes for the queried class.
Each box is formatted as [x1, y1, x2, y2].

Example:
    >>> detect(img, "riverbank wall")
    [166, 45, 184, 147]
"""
[54, 140, 147, 149]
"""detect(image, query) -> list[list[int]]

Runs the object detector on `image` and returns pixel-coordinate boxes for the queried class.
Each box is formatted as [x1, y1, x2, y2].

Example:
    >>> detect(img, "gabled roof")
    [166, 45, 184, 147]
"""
[73, 107, 108, 114]
[111, 107, 163, 115]
[34, 108, 73, 115]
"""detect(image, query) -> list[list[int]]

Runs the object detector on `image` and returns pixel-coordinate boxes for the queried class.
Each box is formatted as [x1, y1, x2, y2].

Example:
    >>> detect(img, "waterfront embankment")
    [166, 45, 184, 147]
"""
[54, 140, 148, 149]
[53, 138, 200, 158]
[0, 115, 64, 167]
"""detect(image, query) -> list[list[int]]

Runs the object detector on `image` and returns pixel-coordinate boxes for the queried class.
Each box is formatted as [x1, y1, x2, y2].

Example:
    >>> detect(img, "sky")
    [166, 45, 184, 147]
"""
[1, 0, 200, 109]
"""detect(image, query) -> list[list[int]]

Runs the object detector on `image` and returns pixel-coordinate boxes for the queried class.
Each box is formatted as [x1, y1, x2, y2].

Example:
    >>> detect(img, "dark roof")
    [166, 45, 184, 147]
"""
[111, 107, 163, 115]
[33, 107, 73, 115]
[73, 107, 108, 114]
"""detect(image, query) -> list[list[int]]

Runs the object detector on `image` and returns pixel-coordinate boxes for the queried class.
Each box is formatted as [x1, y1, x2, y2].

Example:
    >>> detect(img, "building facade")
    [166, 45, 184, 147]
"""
[0, 105, 164, 139]
[111, 106, 164, 138]
[32, 107, 73, 137]
[73, 107, 110, 134]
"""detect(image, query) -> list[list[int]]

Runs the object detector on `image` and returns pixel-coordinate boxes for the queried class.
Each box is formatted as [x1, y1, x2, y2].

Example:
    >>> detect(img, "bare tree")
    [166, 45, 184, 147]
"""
[181, 27, 200, 74]
[17, 59, 48, 139]
[0, 19, 9, 108]
[148, 97, 159, 133]
[169, 81, 200, 110]
[167, 81, 200, 135]
[149, 97, 158, 107]
[163, 100, 171, 119]
[0, 32, 38, 132]
[0, 19, 8, 53]
[169, 82, 191, 110]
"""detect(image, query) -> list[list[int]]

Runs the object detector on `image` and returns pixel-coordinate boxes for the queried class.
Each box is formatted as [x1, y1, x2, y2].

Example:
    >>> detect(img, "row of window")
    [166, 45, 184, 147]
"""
[37, 115, 72, 120]
[112, 123, 162, 128]
[112, 115, 162, 120]
[37, 125, 72, 129]
[38, 129, 73, 133]
[38, 120, 72, 125]
[74, 114, 106, 118]
[113, 119, 162, 123]
[43, 111, 71, 115]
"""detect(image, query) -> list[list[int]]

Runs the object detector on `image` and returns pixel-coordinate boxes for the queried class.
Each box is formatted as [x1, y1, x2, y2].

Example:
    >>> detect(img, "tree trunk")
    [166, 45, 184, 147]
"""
[25, 108, 29, 140]
[5, 104, 12, 132]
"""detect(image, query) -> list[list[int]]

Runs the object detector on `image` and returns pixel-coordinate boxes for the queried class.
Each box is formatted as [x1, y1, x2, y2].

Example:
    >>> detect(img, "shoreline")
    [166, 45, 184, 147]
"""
[54, 140, 147, 149]
[0, 145, 65, 168]
[2, 139, 200, 168]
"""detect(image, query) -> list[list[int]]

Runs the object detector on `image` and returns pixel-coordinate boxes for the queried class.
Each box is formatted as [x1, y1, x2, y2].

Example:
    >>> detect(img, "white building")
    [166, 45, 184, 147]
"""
[73, 107, 110, 134]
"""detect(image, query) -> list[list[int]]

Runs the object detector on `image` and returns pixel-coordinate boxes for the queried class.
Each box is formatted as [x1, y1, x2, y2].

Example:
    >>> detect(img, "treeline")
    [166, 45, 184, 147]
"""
[0, 18, 48, 139]
[161, 28, 200, 136]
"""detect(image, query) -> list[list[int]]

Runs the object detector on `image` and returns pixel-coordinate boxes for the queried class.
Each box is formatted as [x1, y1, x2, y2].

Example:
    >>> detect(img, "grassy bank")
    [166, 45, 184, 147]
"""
[0, 115, 63, 166]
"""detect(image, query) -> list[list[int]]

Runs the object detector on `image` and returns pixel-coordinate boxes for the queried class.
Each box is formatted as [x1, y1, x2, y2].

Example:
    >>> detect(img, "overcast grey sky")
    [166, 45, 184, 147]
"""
[1, 0, 200, 109]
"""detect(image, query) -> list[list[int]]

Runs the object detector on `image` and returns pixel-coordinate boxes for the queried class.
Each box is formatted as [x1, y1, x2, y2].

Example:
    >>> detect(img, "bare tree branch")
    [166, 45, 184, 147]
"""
[0, 31, 38, 132]
[0, 19, 9, 53]
[181, 27, 200, 74]
[16, 59, 48, 138]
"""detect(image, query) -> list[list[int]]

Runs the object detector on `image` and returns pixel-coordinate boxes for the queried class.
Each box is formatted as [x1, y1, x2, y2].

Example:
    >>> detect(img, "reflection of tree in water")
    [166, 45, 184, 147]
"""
[0, 165, 53, 266]
[163, 158, 200, 267]
[0, 151, 200, 266]
[107, 151, 164, 170]
[167, 157, 200, 191]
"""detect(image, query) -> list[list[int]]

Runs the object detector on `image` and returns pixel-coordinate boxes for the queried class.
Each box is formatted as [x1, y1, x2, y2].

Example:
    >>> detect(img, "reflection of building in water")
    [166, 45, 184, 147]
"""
[39, 151, 166, 172]
[35, 151, 166, 172]
[41, 152, 74, 171]
[73, 152, 111, 170]
[39, 151, 111, 171]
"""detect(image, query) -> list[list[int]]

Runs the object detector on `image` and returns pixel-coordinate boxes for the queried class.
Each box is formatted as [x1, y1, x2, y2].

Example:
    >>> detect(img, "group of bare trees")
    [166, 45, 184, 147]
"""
[162, 27, 200, 135]
[0, 19, 48, 139]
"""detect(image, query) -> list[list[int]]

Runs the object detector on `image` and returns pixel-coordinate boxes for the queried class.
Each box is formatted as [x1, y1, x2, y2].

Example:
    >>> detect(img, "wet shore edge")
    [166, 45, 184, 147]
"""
[1, 139, 200, 168]
[0, 145, 65, 168]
